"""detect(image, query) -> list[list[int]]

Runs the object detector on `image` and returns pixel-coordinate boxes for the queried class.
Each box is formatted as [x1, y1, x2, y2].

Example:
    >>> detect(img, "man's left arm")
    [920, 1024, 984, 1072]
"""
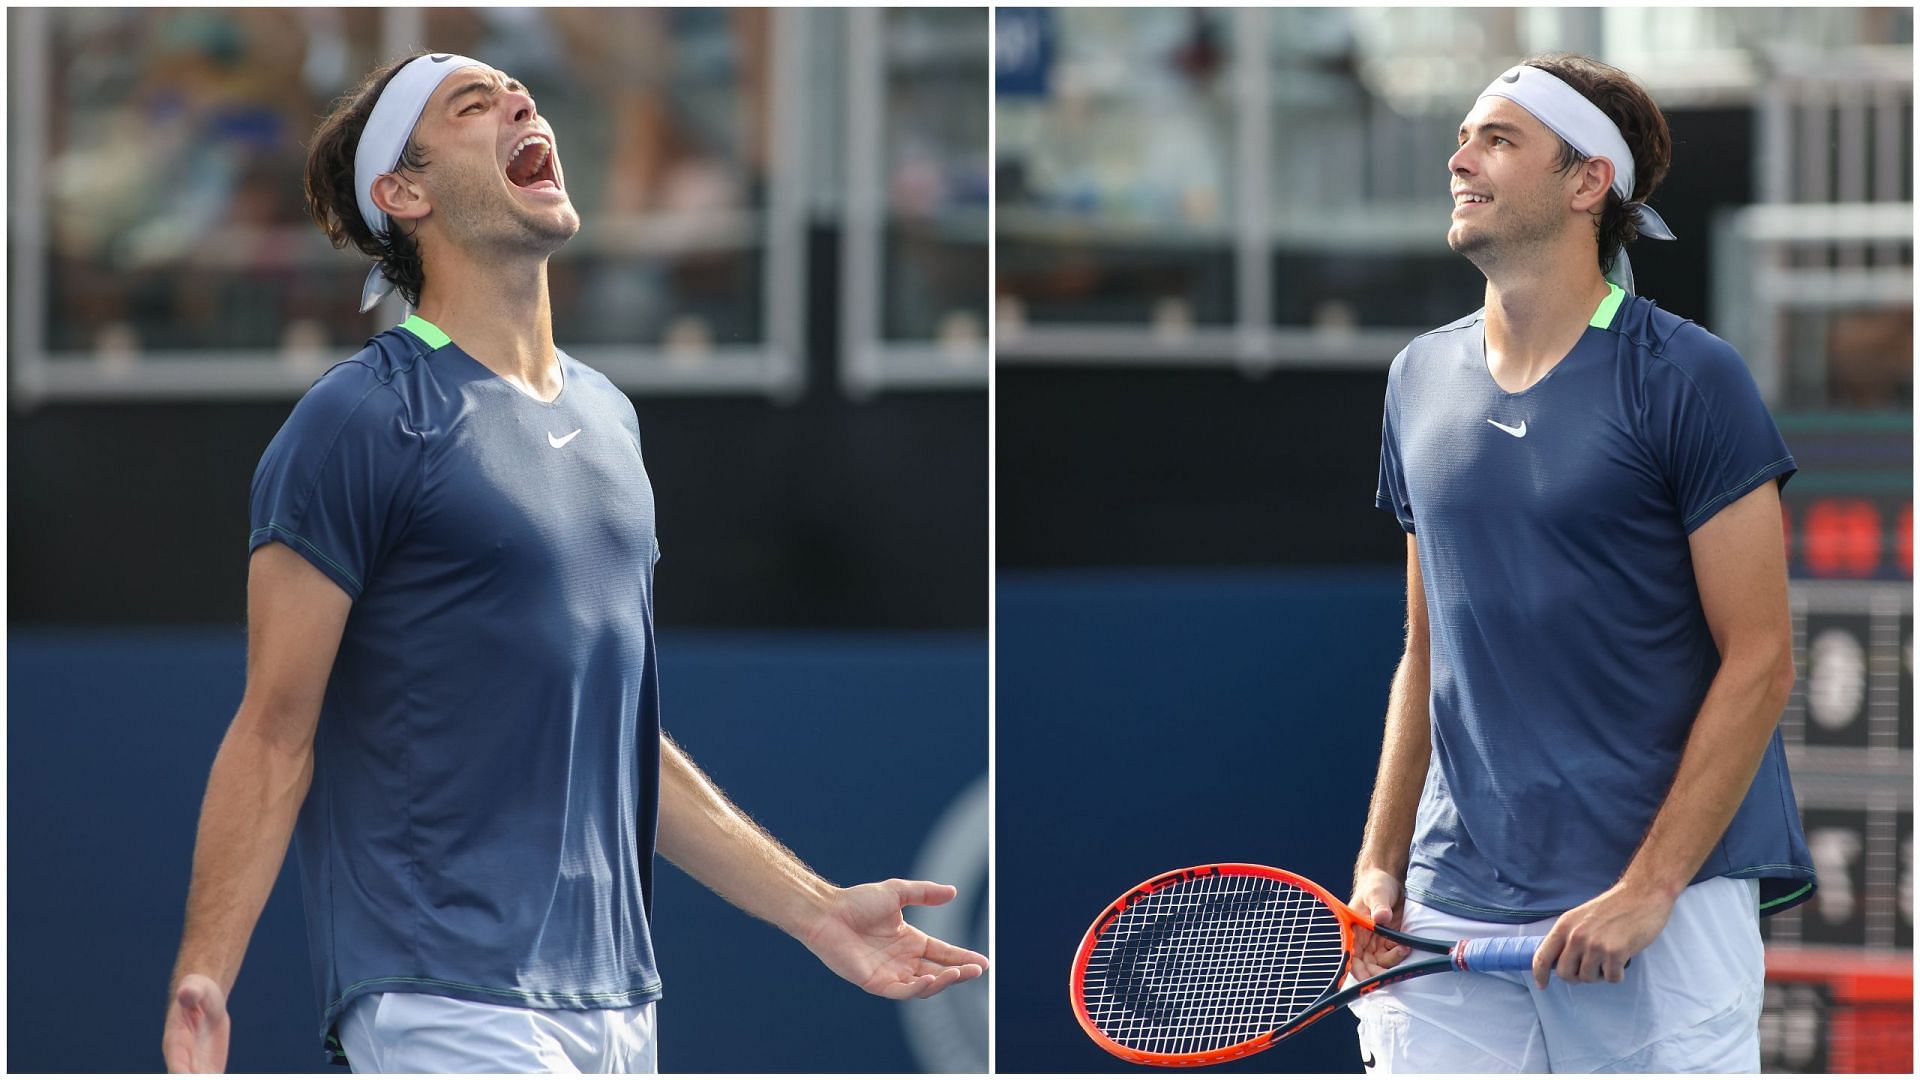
[1533, 481, 1795, 987]
[656, 732, 988, 999]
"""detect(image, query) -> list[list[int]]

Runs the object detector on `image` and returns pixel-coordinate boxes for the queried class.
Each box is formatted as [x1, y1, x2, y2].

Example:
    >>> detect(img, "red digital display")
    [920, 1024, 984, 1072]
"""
[1785, 496, 1913, 581]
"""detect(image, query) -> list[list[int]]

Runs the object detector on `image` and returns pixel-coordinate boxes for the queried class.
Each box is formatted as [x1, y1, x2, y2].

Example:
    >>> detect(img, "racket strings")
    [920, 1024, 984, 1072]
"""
[1081, 873, 1347, 1057]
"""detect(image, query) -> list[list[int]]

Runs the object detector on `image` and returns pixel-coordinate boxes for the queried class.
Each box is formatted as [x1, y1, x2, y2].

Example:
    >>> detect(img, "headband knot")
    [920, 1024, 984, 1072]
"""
[1620, 201, 1676, 242]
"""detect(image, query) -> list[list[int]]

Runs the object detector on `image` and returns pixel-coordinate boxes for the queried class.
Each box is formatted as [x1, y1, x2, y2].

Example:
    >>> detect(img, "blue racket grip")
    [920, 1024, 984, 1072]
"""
[1452, 935, 1547, 973]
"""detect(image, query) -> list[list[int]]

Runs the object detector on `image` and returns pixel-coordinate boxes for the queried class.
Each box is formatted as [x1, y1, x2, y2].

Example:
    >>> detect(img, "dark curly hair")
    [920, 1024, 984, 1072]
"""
[1521, 53, 1673, 276]
[303, 51, 435, 308]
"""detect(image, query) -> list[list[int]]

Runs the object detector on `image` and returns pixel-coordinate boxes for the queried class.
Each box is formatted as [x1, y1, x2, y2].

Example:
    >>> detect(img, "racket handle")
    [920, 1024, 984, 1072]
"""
[1452, 935, 1547, 973]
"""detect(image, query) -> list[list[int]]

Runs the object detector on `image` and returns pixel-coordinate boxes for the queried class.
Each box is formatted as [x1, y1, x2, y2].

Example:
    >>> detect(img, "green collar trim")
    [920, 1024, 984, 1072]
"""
[1589, 282, 1625, 330]
[399, 314, 451, 351]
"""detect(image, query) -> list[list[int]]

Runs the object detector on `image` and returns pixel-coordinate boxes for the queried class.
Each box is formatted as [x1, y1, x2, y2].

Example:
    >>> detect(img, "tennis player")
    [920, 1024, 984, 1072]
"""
[160, 52, 986, 1074]
[1349, 54, 1815, 1073]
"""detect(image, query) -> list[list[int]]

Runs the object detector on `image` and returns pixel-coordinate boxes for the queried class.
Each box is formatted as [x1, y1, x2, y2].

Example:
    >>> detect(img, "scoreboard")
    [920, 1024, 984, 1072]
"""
[1768, 582, 1914, 951]
[1759, 411, 1913, 1073]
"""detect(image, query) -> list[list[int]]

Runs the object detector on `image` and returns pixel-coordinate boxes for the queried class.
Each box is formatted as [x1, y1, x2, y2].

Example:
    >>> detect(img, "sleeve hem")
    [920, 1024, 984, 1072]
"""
[1681, 456, 1797, 536]
[1374, 494, 1416, 534]
[249, 524, 364, 599]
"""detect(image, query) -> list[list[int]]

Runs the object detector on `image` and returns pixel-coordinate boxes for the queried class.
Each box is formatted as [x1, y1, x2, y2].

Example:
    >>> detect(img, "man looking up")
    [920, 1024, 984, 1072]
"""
[161, 51, 985, 1074]
[1350, 53, 1814, 1073]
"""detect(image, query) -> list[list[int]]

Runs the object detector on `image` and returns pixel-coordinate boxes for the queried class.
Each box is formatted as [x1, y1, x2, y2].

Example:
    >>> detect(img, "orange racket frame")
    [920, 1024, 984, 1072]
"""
[1069, 863, 1537, 1068]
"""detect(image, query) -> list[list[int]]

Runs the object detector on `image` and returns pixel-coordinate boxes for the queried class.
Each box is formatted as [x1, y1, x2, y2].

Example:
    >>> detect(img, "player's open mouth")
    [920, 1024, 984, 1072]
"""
[1453, 191, 1491, 210]
[505, 134, 562, 192]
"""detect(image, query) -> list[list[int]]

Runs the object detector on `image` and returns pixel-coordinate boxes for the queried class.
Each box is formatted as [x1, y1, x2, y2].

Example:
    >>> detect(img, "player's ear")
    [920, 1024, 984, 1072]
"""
[1570, 156, 1613, 215]
[372, 172, 431, 224]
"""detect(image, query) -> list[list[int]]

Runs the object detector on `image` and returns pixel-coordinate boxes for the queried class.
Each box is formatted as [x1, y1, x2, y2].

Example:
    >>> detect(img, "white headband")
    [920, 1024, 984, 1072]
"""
[1477, 64, 1675, 292]
[353, 52, 486, 312]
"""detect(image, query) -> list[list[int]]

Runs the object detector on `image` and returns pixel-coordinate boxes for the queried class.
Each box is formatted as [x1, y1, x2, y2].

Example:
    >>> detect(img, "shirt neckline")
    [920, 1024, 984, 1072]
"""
[397, 314, 568, 408]
[1478, 284, 1624, 398]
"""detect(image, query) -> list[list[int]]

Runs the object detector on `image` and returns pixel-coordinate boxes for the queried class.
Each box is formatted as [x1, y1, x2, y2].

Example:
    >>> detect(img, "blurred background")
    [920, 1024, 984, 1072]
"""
[996, 7, 1911, 1074]
[8, 7, 986, 1072]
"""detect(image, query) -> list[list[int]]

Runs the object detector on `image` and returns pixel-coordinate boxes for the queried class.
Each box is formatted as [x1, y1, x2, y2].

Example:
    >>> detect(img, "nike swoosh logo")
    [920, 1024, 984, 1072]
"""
[1501, 68, 1522, 83]
[1362, 1050, 1378, 1069]
[1487, 419, 1527, 438]
[548, 429, 582, 448]
[430, 54, 453, 63]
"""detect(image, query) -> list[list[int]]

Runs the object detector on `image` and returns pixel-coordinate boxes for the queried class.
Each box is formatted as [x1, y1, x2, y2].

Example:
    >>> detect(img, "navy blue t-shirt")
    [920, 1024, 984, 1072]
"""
[249, 317, 663, 1061]
[1376, 287, 1816, 923]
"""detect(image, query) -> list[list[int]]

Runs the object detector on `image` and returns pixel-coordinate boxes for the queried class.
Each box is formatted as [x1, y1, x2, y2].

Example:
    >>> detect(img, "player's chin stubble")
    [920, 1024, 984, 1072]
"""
[435, 160, 581, 257]
[1447, 216, 1501, 275]
[1448, 195, 1559, 277]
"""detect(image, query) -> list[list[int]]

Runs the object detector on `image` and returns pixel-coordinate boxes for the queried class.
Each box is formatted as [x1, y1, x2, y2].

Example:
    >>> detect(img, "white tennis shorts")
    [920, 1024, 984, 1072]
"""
[336, 991, 659, 1074]
[1349, 876, 1763, 1073]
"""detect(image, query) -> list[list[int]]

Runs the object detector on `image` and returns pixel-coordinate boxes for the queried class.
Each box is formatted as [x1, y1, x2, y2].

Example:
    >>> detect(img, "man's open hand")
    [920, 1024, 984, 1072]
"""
[800, 879, 989, 999]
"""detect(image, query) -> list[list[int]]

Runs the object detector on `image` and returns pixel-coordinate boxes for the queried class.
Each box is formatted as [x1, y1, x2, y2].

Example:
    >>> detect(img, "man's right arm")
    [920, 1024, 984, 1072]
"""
[1349, 534, 1431, 979]
[162, 543, 351, 1073]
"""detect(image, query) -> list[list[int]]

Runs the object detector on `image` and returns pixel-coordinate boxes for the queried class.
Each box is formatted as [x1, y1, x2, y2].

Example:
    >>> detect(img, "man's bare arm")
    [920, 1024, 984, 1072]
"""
[657, 733, 835, 934]
[1349, 535, 1432, 978]
[658, 735, 988, 999]
[1534, 482, 1794, 986]
[163, 544, 351, 1072]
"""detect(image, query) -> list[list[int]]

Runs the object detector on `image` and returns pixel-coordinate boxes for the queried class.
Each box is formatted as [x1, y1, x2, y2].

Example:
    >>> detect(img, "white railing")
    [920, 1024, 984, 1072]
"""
[1712, 55, 1912, 406]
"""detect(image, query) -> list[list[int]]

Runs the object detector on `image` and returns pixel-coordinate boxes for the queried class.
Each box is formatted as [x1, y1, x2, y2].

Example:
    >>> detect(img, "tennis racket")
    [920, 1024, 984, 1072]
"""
[1070, 863, 1549, 1067]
